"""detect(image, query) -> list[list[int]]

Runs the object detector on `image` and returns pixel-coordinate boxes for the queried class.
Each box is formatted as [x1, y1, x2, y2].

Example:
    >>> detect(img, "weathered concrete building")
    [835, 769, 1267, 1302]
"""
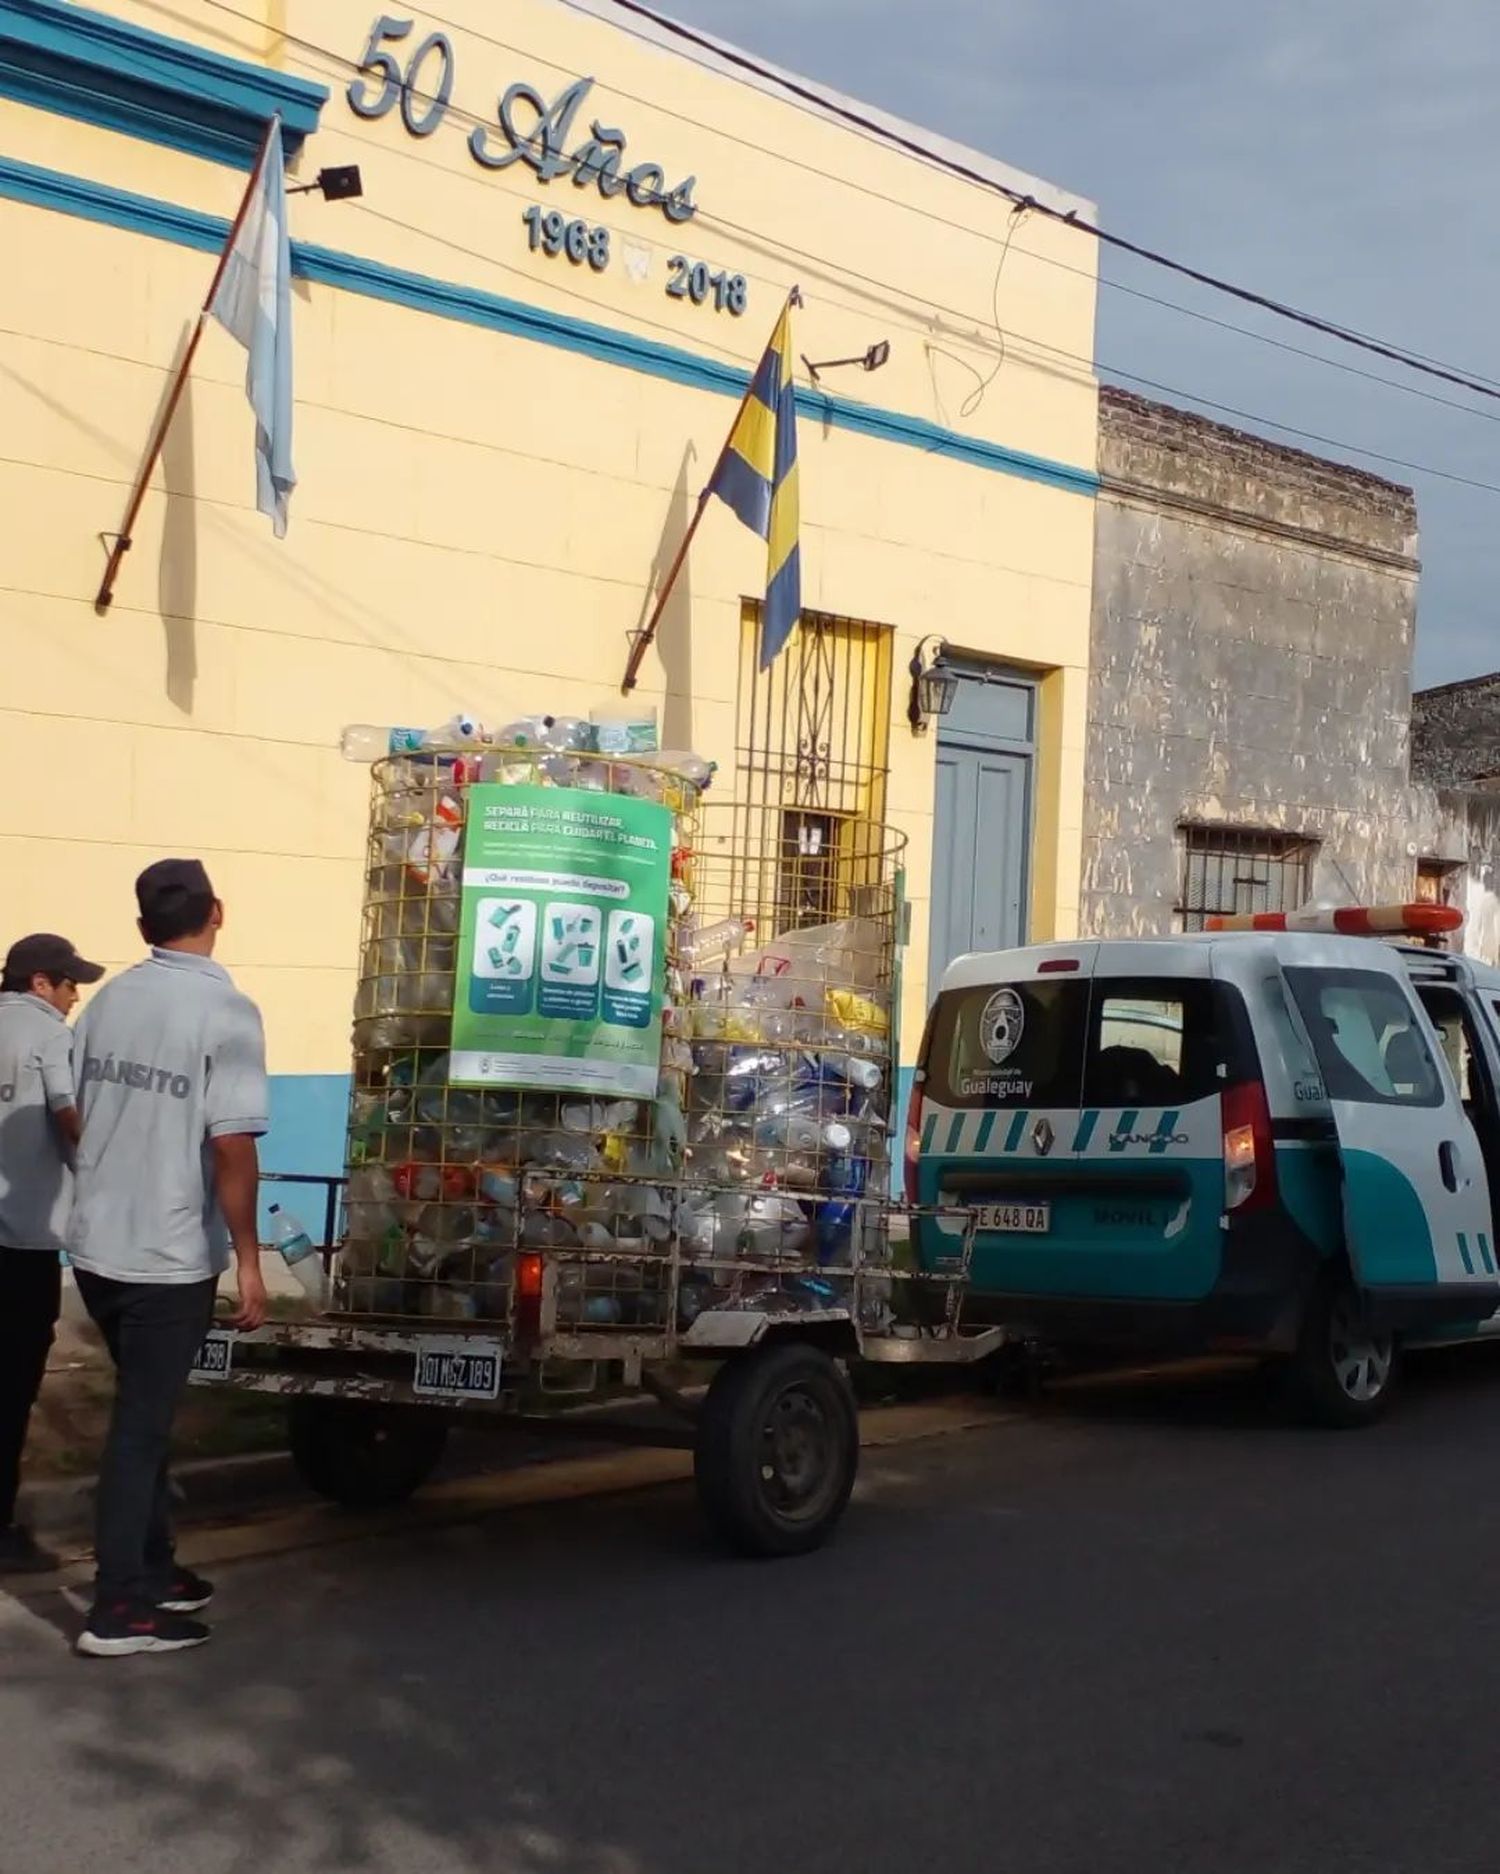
[1414, 674, 1500, 790]
[1411, 676, 1500, 957]
[1081, 386, 1481, 942]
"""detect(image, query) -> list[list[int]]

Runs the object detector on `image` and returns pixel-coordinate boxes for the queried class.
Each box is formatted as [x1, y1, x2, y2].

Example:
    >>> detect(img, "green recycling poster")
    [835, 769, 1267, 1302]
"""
[450, 784, 673, 1096]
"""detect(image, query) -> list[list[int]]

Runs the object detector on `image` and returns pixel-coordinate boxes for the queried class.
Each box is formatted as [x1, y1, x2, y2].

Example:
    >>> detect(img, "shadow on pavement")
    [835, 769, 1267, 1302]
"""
[2, 1482, 717, 1874]
[1036, 1336, 1500, 1433]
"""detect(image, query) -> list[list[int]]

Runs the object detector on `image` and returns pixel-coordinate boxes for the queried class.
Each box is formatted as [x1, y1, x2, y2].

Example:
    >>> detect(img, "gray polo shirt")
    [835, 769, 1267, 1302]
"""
[0, 992, 76, 1253]
[69, 949, 270, 1284]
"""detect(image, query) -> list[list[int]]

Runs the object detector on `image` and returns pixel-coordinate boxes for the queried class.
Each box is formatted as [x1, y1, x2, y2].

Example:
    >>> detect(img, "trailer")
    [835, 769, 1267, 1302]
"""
[192, 728, 999, 1554]
[193, 1209, 998, 1555]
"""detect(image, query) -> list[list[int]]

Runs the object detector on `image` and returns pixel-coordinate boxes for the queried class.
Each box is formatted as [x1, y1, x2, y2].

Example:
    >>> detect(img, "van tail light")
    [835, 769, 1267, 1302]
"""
[1222, 1079, 1276, 1213]
[904, 1075, 926, 1206]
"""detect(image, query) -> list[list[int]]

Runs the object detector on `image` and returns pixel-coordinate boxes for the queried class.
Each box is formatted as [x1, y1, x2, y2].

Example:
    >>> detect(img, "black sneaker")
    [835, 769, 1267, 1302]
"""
[155, 1566, 214, 1614]
[76, 1600, 210, 1658]
[0, 1526, 59, 1575]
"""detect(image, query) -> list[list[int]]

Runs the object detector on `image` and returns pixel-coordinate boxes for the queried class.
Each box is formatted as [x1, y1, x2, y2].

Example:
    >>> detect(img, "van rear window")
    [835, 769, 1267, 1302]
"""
[1087, 982, 1227, 1107]
[922, 977, 1248, 1110]
[923, 981, 1089, 1109]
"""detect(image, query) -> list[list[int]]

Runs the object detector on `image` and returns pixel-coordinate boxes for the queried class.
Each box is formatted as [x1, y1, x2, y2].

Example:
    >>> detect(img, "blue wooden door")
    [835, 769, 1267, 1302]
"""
[928, 667, 1034, 1001]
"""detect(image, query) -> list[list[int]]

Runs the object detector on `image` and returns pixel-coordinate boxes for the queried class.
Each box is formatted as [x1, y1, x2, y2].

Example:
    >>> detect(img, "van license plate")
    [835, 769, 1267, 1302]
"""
[413, 1338, 502, 1401]
[974, 1203, 1051, 1234]
[190, 1330, 235, 1381]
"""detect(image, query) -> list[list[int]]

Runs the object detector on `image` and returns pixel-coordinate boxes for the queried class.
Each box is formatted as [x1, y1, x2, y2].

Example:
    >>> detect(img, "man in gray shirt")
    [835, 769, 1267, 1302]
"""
[70, 859, 269, 1658]
[0, 933, 103, 1572]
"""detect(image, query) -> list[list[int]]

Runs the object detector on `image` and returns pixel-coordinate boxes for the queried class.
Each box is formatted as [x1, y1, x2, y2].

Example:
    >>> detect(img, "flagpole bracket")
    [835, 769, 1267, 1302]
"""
[94, 531, 134, 615]
[620, 628, 650, 694]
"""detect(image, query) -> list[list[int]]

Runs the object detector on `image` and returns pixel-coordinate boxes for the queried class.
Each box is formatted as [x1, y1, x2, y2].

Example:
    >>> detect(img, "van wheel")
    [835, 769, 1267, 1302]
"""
[1287, 1275, 1400, 1429]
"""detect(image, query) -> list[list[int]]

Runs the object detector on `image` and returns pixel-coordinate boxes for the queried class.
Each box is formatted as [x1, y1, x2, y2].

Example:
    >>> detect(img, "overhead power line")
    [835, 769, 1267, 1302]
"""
[576, 0, 1500, 405]
[158, 0, 1500, 451]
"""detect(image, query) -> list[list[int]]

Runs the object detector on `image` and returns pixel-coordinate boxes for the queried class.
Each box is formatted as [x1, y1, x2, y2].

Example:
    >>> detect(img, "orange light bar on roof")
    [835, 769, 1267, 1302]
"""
[1204, 903, 1464, 936]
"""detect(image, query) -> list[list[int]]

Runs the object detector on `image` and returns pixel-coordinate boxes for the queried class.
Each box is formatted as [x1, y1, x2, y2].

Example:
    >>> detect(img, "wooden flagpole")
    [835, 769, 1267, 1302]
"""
[94, 117, 279, 615]
[619, 287, 799, 694]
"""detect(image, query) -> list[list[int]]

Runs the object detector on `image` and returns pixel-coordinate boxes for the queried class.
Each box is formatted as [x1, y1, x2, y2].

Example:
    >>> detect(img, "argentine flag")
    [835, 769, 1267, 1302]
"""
[211, 119, 295, 536]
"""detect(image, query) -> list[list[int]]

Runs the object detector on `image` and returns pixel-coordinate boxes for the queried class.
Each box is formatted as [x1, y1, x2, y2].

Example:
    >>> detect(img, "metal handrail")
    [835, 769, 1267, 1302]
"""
[263, 1170, 346, 1254]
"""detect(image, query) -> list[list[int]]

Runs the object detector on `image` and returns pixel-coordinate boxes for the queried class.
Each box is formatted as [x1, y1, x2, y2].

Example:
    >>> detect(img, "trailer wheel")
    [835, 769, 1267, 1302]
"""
[288, 1398, 450, 1509]
[695, 1342, 859, 1557]
[1286, 1273, 1401, 1429]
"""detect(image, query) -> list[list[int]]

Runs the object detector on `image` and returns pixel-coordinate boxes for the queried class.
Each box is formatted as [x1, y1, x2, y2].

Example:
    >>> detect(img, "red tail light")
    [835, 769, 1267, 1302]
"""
[514, 1250, 544, 1341]
[904, 1075, 926, 1206]
[1222, 1080, 1276, 1213]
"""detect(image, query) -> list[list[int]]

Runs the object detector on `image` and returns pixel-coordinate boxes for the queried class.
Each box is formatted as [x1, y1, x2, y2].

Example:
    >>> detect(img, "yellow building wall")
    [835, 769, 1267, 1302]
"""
[0, 0, 1098, 1164]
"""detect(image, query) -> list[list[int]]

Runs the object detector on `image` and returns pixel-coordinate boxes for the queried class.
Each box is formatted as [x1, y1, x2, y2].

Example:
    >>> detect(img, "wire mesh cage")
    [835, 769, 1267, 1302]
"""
[334, 734, 906, 1344]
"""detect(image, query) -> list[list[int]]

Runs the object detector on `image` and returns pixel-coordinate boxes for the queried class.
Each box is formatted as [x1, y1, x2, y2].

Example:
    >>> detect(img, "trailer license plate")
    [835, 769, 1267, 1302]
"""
[975, 1202, 1051, 1234]
[190, 1330, 235, 1381]
[413, 1339, 502, 1401]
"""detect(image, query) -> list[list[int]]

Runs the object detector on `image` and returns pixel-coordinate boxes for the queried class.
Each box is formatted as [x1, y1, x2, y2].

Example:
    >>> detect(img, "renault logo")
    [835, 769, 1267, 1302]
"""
[1031, 1117, 1055, 1157]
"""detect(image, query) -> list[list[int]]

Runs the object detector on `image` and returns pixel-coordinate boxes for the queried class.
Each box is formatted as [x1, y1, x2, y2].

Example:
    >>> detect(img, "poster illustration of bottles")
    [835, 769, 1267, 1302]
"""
[450, 784, 672, 1096]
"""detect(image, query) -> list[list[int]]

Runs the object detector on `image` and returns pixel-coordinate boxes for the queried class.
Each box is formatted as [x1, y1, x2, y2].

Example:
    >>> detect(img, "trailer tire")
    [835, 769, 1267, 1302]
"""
[1286, 1272, 1401, 1429]
[288, 1398, 450, 1509]
[695, 1342, 859, 1558]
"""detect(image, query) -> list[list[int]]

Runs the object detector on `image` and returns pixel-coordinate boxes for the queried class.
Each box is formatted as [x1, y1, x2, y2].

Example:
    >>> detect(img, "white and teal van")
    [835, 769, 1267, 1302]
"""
[908, 909, 1500, 1425]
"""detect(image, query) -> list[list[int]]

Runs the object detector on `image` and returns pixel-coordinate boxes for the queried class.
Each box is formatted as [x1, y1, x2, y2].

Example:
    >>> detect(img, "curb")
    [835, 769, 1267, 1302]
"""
[20, 1448, 300, 1543]
[13, 1395, 1013, 1581]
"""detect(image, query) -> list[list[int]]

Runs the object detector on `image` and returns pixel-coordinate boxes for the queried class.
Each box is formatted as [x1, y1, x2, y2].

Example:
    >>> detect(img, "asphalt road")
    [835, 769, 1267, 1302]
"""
[6, 1349, 1500, 1874]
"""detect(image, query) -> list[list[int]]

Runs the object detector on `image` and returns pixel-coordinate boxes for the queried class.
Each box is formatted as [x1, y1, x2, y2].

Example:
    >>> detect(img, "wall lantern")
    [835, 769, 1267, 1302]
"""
[801, 340, 891, 385]
[907, 635, 957, 734]
[288, 164, 364, 200]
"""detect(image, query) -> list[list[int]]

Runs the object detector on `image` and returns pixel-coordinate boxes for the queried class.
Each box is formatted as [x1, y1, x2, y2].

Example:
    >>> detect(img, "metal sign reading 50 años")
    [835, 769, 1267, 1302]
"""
[347, 15, 699, 224]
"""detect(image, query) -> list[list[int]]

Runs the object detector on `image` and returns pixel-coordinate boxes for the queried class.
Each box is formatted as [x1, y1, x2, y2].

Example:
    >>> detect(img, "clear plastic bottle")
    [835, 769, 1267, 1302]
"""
[340, 724, 431, 762]
[268, 1203, 327, 1304]
[679, 916, 754, 966]
[339, 716, 486, 763]
[654, 751, 716, 790]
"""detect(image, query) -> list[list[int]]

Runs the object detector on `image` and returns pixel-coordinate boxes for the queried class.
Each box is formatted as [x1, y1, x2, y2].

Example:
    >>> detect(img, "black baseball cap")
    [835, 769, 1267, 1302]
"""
[136, 857, 217, 931]
[3, 933, 105, 988]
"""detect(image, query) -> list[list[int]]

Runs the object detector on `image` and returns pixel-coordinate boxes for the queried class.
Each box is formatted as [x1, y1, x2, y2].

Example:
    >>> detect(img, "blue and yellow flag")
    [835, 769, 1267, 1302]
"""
[707, 297, 801, 669]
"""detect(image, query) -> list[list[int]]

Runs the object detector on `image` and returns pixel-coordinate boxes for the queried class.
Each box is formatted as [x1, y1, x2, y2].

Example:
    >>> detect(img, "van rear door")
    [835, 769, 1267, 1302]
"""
[1282, 948, 1500, 1326]
[914, 946, 1243, 1303]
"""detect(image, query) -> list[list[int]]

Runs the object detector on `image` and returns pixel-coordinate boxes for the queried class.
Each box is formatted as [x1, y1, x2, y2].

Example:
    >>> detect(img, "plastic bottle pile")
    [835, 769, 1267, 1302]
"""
[676, 915, 895, 1327]
[335, 707, 898, 1333]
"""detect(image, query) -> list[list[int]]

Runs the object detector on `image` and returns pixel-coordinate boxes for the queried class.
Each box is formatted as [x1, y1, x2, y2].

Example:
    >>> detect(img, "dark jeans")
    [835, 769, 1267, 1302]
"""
[74, 1270, 217, 1606]
[0, 1247, 62, 1528]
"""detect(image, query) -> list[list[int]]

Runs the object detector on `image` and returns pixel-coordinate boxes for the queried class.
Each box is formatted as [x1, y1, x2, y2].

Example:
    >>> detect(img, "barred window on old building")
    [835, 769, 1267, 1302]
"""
[1177, 826, 1317, 931]
[735, 607, 893, 932]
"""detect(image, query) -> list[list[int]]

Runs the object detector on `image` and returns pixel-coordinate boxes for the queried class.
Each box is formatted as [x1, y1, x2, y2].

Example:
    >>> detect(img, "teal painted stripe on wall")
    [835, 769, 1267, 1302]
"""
[261, 1072, 346, 1241]
[0, 154, 1100, 499]
[265, 1072, 346, 1179]
[0, 0, 327, 165]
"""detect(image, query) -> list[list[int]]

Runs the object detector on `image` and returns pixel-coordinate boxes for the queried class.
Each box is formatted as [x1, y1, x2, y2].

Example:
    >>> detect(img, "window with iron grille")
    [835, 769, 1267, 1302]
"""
[1177, 826, 1317, 931]
[734, 606, 893, 934]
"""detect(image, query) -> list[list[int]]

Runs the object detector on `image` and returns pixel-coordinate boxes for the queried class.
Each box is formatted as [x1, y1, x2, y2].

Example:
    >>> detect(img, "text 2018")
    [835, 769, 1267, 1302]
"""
[667, 256, 748, 316]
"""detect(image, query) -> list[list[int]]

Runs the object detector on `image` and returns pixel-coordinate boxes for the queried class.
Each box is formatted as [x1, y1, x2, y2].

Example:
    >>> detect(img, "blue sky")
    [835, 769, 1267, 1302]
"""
[668, 0, 1500, 684]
